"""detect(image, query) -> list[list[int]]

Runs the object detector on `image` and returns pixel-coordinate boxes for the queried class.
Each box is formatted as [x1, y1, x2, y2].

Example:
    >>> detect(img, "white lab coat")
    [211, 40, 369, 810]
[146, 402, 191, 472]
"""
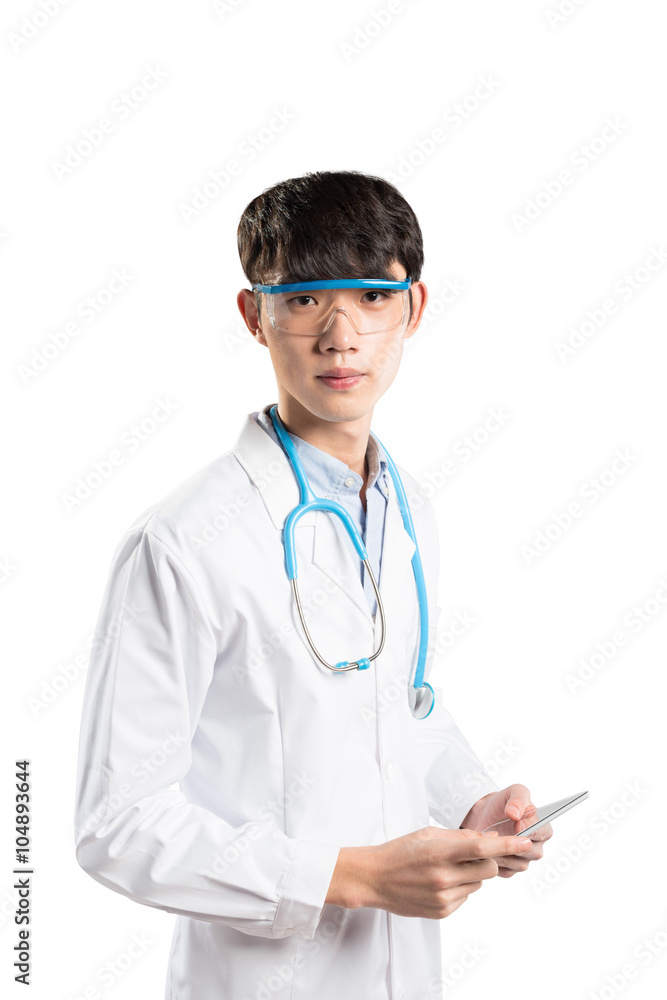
[74, 408, 500, 1000]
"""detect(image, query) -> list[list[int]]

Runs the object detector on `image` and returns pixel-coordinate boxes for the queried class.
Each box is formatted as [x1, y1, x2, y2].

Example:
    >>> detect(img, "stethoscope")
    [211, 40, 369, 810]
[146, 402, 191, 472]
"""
[269, 405, 435, 720]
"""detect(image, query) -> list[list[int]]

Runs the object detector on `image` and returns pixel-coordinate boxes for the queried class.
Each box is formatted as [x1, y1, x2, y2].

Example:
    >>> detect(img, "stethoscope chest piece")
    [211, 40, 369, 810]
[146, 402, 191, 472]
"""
[408, 680, 435, 720]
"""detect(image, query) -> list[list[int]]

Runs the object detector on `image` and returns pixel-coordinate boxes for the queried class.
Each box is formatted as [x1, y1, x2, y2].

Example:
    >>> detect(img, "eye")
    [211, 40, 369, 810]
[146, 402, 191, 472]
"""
[287, 295, 316, 306]
[361, 290, 390, 303]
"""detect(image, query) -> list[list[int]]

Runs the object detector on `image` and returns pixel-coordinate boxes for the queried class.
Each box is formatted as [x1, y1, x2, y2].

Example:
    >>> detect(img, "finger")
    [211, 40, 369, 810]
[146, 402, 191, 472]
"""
[457, 857, 499, 883]
[493, 854, 531, 873]
[444, 895, 467, 916]
[458, 834, 532, 862]
[496, 866, 521, 878]
[490, 836, 534, 859]
[504, 784, 533, 820]
[529, 822, 553, 843]
[451, 879, 485, 900]
[509, 815, 536, 836]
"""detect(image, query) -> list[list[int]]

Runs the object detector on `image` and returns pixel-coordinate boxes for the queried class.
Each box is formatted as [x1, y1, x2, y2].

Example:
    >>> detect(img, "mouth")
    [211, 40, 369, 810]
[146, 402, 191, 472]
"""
[316, 369, 365, 390]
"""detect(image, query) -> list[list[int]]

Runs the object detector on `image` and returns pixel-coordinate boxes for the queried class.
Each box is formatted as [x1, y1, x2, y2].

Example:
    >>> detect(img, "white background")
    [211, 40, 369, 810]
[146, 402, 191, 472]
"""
[2, 0, 666, 997]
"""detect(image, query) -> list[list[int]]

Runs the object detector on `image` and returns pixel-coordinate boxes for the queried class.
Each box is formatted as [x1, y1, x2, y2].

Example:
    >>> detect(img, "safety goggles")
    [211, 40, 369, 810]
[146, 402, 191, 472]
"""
[251, 278, 412, 336]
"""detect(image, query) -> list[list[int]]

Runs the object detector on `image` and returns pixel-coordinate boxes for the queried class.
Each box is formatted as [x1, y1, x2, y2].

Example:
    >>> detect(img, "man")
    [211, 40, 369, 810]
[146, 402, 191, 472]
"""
[74, 170, 551, 1000]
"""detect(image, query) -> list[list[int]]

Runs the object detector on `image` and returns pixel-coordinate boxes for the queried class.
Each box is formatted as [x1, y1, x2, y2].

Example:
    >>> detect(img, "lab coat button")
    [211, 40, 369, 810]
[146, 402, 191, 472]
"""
[344, 476, 355, 487]
[385, 762, 394, 780]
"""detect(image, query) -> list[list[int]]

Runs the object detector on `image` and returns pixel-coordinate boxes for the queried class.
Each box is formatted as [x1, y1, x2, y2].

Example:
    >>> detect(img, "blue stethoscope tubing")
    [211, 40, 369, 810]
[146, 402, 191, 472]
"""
[269, 405, 435, 720]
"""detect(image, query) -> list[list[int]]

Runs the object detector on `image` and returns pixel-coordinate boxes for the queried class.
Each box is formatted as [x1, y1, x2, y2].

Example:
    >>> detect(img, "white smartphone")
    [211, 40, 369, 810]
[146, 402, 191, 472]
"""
[481, 791, 589, 838]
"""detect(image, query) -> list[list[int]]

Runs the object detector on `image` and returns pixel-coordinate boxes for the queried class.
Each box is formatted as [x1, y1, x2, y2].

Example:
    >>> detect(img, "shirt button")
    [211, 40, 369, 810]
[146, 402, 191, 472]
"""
[385, 762, 394, 781]
[344, 476, 355, 487]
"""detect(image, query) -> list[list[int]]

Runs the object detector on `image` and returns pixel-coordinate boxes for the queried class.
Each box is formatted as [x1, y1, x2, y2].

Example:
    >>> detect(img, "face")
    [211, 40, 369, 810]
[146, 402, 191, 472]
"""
[237, 260, 428, 433]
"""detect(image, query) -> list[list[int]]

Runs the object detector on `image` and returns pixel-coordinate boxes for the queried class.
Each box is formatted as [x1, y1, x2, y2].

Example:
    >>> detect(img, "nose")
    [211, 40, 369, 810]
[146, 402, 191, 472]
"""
[317, 308, 360, 350]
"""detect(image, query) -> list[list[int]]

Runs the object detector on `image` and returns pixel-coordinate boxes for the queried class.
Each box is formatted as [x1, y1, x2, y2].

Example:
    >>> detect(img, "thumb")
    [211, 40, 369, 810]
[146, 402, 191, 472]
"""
[505, 787, 532, 819]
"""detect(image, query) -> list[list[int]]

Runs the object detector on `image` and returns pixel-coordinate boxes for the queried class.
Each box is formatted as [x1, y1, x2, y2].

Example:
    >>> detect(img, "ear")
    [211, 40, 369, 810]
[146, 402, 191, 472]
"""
[237, 288, 269, 347]
[404, 280, 428, 341]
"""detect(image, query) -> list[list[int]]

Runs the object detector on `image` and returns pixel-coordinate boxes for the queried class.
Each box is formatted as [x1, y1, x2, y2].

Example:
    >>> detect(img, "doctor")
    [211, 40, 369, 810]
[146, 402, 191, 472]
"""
[74, 170, 551, 1000]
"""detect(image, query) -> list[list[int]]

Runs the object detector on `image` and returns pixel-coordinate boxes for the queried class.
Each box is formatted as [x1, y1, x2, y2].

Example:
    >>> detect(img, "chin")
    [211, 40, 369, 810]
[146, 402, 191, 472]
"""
[300, 395, 366, 421]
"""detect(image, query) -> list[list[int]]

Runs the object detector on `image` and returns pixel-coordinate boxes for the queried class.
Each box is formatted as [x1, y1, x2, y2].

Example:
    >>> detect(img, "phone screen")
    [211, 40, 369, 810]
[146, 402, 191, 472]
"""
[481, 791, 589, 838]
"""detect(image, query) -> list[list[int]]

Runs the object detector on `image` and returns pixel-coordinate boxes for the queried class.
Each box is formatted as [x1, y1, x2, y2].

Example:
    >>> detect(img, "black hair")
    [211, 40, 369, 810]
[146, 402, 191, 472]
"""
[237, 170, 423, 324]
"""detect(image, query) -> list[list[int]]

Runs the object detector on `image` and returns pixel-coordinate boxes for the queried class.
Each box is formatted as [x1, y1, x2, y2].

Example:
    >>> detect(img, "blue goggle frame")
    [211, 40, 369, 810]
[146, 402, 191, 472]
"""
[252, 278, 412, 294]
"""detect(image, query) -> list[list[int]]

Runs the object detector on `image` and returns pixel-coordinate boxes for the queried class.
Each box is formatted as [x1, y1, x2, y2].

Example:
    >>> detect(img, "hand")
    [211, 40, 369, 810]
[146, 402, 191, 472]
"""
[460, 783, 553, 878]
[331, 826, 533, 918]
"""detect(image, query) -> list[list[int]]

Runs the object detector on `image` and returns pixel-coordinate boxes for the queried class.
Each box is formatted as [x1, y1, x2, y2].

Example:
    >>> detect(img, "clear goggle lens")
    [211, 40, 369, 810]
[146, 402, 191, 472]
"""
[252, 279, 411, 335]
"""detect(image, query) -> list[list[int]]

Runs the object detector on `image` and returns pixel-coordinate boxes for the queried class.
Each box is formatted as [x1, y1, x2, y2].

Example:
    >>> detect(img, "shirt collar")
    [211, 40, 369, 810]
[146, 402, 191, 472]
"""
[254, 405, 389, 500]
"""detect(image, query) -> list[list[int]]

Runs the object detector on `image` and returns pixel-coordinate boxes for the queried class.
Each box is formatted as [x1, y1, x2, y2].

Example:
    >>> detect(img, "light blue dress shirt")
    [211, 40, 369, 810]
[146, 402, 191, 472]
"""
[254, 405, 389, 618]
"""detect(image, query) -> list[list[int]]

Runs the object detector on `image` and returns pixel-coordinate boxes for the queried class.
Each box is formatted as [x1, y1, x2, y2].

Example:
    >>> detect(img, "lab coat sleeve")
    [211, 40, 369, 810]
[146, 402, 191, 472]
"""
[414, 681, 501, 830]
[403, 470, 501, 829]
[74, 527, 341, 940]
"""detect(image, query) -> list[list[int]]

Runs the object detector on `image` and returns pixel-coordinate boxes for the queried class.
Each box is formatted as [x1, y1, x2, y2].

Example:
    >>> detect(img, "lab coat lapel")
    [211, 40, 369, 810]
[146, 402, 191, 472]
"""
[233, 413, 418, 638]
[234, 414, 371, 626]
[311, 507, 373, 624]
[376, 475, 419, 647]
[311, 446, 419, 635]
[233, 414, 301, 529]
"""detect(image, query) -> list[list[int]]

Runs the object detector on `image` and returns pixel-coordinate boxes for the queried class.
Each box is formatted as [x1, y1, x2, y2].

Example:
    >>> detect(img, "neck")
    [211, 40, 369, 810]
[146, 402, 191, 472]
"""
[275, 394, 371, 481]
